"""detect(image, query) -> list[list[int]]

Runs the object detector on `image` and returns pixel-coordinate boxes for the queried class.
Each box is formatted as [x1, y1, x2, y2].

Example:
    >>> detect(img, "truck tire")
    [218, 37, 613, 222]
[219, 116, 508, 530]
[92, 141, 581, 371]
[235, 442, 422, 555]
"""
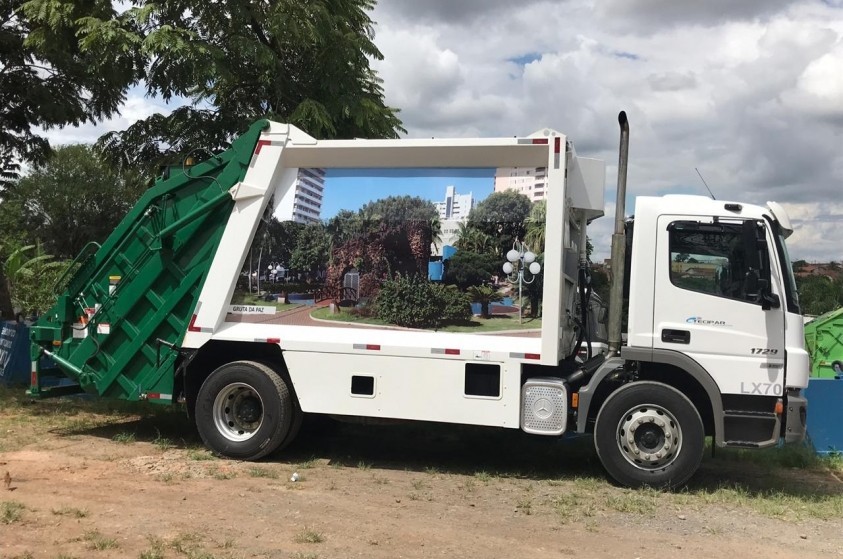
[594, 381, 704, 489]
[195, 360, 294, 460]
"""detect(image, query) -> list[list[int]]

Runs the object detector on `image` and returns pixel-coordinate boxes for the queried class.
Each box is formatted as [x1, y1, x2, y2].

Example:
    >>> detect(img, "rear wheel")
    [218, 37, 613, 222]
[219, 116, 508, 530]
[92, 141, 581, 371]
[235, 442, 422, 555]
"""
[594, 381, 704, 489]
[195, 360, 295, 460]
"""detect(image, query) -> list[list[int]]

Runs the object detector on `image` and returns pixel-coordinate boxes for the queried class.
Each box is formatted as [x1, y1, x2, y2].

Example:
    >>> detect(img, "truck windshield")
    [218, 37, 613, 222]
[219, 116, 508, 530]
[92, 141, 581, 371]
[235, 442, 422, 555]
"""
[771, 222, 800, 315]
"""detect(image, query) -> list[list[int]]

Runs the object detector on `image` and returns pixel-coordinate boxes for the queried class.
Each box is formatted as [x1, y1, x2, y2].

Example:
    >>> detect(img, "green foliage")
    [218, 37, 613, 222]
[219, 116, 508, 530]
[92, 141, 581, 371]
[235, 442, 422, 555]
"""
[2, 0, 140, 180]
[454, 221, 495, 254]
[467, 191, 533, 258]
[3, 242, 66, 316]
[21, 0, 407, 172]
[466, 285, 503, 318]
[360, 196, 438, 224]
[376, 274, 471, 328]
[797, 275, 843, 316]
[524, 200, 546, 254]
[0, 145, 146, 259]
[444, 250, 499, 290]
[290, 224, 330, 275]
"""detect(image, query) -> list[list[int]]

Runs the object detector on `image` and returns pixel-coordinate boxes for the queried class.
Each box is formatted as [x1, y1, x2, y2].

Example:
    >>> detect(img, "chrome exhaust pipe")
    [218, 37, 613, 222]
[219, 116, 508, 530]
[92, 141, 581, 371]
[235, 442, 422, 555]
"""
[607, 111, 629, 355]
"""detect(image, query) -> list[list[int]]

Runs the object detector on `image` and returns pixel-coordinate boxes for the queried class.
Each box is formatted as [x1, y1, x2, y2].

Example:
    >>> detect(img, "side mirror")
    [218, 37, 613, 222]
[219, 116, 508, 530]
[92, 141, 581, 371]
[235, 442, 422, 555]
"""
[745, 270, 780, 310]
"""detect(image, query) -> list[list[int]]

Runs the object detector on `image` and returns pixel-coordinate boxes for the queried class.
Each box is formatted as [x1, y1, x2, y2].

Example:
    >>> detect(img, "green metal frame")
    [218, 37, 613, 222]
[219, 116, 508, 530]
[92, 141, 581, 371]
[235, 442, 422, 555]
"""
[29, 120, 269, 400]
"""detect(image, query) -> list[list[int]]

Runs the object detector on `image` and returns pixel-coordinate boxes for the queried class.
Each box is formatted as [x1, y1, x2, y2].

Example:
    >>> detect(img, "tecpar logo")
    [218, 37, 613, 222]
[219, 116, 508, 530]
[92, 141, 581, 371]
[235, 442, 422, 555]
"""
[686, 316, 728, 326]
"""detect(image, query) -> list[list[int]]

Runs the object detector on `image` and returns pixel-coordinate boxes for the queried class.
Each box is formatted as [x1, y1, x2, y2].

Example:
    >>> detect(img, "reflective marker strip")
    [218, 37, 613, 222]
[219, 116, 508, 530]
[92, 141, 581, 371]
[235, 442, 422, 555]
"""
[554, 137, 561, 168]
[509, 352, 541, 360]
[187, 314, 213, 333]
[146, 393, 173, 401]
[353, 344, 381, 351]
[255, 338, 281, 344]
[431, 348, 460, 355]
[255, 139, 272, 154]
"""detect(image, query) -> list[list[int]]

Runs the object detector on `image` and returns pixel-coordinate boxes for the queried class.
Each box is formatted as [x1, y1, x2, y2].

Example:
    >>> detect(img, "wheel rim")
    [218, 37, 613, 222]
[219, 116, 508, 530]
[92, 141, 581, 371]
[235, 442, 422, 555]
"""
[616, 403, 683, 471]
[212, 382, 264, 442]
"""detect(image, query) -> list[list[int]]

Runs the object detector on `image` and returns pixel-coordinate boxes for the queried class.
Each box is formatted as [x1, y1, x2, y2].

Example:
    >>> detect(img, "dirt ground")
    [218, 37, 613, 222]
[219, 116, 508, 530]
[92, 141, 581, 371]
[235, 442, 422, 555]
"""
[1, 391, 842, 559]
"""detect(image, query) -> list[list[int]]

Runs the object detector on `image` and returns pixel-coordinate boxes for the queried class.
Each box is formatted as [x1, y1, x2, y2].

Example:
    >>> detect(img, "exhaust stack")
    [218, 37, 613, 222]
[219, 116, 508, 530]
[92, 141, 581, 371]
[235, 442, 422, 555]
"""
[607, 111, 630, 355]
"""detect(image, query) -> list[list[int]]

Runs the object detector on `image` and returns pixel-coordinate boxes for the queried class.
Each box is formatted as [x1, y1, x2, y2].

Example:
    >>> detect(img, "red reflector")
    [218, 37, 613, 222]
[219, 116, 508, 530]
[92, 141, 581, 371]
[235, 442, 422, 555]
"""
[554, 137, 561, 153]
[30, 371, 37, 386]
[147, 392, 160, 400]
[531, 138, 548, 144]
[444, 348, 460, 355]
[266, 338, 281, 344]
[187, 314, 200, 332]
[524, 353, 541, 360]
[255, 139, 272, 154]
[366, 344, 381, 351]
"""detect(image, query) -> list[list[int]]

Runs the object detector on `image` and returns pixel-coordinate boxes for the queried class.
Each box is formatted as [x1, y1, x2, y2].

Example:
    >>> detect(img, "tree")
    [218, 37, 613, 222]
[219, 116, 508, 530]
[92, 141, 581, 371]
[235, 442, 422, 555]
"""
[24, 0, 404, 171]
[467, 191, 532, 258]
[290, 224, 330, 277]
[3, 242, 66, 316]
[797, 275, 843, 316]
[524, 199, 546, 254]
[0, 145, 146, 260]
[2, 0, 140, 178]
[454, 222, 494, 255]
[444, 250, 498, 290]
[360, 196, 437, 224]
[466, 285, 503, 318]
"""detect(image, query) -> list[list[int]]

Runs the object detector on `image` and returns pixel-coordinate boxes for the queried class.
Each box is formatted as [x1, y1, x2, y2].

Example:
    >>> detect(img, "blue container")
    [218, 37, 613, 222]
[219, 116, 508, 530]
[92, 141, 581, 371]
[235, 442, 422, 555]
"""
[804, 377, 843, 455]
[0, 321, 31, 386]
[428, 261, 444, 281]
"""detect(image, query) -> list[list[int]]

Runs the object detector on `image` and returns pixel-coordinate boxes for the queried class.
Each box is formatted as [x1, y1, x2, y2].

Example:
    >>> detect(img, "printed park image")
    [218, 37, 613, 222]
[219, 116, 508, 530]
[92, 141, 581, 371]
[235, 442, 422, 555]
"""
[226, 168, 548, 334]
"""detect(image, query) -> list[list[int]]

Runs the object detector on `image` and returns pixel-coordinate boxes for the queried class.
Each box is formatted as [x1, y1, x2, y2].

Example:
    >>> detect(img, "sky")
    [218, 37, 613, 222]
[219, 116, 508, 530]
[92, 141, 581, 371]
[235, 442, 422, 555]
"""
[321, 168, 494, 218]
[39, 0, 843, 262]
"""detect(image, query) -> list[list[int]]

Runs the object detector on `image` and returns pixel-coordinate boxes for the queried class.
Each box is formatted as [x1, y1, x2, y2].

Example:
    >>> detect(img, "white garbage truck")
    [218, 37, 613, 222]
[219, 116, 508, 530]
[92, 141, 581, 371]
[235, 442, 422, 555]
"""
[29, 112, 808, 488]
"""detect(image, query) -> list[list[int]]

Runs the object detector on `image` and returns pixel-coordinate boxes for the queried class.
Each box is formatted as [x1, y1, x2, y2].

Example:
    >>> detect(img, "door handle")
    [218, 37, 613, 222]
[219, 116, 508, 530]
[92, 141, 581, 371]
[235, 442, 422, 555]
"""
[662, 329, 690, 344]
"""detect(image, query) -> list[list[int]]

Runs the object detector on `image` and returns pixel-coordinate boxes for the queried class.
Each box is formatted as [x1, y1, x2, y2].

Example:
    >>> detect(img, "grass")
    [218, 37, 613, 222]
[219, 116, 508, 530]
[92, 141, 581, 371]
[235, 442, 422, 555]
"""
[310, 307, 542, 333]
[474, 471, 493, 483]
[51, 505, 89, 518]
[209, 467, 236, 480]
[516, 497, 533, 515]
[111, 431, 136, 444]
[294, 528, 325, 544]
[247, 466, 279, 479]
[152, 429, 175, 450]
[187, 447, 216, 461]
[1, 500, 26, 524]
[296, 457, 318, 469]
[83, 530, 119, 550]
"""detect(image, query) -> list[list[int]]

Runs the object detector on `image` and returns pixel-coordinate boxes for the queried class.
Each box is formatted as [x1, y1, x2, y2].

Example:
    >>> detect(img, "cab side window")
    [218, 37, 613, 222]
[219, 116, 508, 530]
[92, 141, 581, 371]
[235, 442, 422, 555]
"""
[668, 222, 758, 304]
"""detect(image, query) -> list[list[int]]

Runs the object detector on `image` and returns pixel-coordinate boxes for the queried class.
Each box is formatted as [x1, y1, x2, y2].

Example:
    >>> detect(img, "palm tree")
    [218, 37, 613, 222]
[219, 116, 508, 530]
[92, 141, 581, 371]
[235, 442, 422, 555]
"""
[467, 285, 504, 318]
[524, 200, 546, 254]
[455, 222, 494, 254]
[429, 215, 443, 254]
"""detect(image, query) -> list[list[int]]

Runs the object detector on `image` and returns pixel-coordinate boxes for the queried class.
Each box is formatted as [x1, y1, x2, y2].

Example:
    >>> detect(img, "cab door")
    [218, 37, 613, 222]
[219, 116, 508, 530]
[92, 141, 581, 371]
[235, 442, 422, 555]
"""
[652, 217, 787, 397]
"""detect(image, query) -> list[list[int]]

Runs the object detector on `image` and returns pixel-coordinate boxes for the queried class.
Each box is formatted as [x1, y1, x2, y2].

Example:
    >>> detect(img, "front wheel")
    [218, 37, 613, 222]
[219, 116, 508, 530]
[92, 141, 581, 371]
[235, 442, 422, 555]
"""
[195, 360, 295, 460]
[594, 381, 704, 489]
